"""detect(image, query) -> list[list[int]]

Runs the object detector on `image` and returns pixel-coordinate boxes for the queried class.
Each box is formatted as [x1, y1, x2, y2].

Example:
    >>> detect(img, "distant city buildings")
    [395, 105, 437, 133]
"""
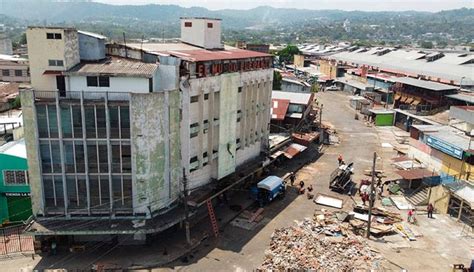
[0, 25, 13, 55]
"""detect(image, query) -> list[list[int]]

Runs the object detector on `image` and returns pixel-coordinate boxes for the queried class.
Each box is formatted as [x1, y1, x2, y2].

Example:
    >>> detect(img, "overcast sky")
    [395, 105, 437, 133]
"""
[95, 0, 471, 12]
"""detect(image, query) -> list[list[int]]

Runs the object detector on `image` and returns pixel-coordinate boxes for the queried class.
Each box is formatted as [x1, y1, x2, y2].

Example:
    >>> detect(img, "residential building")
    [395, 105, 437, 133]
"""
[281, 77, 311, 93]
[0, 54, 29, 83]
[271, 90, 314, 130]
[22, 17, 273, 239]
[0, 139, 31, 226]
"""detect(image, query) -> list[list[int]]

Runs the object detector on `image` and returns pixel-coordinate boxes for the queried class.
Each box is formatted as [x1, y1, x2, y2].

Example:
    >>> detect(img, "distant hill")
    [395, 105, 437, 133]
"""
[0, 1, 472, 45]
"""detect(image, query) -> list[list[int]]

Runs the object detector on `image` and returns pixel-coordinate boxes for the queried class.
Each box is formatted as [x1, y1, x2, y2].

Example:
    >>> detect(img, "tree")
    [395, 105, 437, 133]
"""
[272, 71, 282, 90]
[420, 41, 434, 49]
[278, 45, 301, 64]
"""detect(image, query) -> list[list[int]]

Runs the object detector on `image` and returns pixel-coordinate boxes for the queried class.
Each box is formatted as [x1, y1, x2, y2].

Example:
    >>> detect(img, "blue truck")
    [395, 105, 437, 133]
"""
[250, 176, 286, 206]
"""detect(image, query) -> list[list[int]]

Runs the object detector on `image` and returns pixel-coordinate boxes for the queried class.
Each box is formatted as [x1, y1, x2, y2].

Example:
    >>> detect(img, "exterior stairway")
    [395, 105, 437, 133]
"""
[406, 186, 430, 206]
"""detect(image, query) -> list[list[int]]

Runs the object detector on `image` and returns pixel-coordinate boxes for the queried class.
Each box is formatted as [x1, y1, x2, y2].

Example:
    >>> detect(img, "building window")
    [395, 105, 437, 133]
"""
[189, 156, 199, 172]
[207, 23, 213, 28]
[2, 69, 10, 76]
[15, 70, 22, 77]
[185, 22, 192, 27]
[190, 95, 199, 103]
[204, 93, 209, 100]
[98, 76, 110, 87]
[238, 87, 242, 93]
[48, 59, 64, 67]
[190, 122, 199, 138]
[3, 170, 28, 185]
[87, 76, 110, 87]
[46, 33, 62, 40]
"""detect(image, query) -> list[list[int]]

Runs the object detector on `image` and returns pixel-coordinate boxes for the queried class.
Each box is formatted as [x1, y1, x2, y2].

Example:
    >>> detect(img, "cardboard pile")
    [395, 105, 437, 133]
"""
[260, 210, 383, 270]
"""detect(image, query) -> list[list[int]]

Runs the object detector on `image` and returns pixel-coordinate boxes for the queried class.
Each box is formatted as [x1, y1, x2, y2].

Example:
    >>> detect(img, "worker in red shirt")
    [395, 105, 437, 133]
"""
[338, 154, 344, 165]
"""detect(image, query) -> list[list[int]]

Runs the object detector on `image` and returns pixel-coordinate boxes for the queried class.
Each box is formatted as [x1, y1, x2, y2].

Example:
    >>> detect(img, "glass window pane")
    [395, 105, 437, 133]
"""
[72, 106, 83, 138]
[60, 105, 72, 138]
[120, 107, 130, 139]
[96, 106, 106, 138]
[123, 176, 132, 208]
[109, 107, 120, 138]
[54, 176, 64, 208]
[66, 175, 78, 208]
[77, 175, 87, 208]
[111, 143, 121, 173]
[89, 175, 100, 208]
[121, 144, 131, 173]
[85, 106, 96, 138]
[112, 176, 123, 208]
[64, 141, 75, 173]
[75, 141, 85, 173]
[100, 175, 110, 208]
[50, 140, 61, 173]
[37, 105, 49, 138]
[43, 176, 55, 208]
[87, 142, 98, 173]
[98, 143, 108, 173]
[40, 141, 52, 173]
[48, 105, 58, 138]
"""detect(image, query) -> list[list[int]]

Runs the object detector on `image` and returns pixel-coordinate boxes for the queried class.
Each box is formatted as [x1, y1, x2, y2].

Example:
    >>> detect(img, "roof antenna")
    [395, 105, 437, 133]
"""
[122, 32, 127, 58]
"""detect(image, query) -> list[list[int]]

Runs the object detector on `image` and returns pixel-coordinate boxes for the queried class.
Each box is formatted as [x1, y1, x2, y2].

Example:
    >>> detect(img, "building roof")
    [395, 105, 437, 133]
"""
[395, 168, 434, 180]
[272, 91, 313, 105]
[257, 176, 283, 191]
[335, 77, 372, 90]
[180, 17, 222, 21]
[329, 49, 473, 86]
[425, 126, 471, 151]
[0, 54, 28, 62]
[0, 139, 26, 159]
[282, 77, 311, 87]
[0, 83, 19, 103]
[446, 93, 474, 104]
[128, 43, 270, 62]
[78, 30, 107, 40]
[393, 77, 457, 91]
[368, 109, 395, 114]
[65, 57, 158, 78]
[454, 186, 474, 207]
[271, 99, 290, 120]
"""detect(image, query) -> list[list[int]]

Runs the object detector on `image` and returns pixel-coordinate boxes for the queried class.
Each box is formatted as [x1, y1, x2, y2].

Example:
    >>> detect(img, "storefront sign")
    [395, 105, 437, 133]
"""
[426, 135, 463, 159]
[2, 192, 31, 197]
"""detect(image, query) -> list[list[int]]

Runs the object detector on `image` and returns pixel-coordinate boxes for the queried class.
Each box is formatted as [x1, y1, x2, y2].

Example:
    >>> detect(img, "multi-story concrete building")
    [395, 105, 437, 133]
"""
[22, 17, 273, 239]
[0, 54, 29, 83]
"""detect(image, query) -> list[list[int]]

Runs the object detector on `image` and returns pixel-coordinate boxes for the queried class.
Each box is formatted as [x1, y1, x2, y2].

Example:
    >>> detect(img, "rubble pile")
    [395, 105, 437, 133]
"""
[260, 211, 383, 271]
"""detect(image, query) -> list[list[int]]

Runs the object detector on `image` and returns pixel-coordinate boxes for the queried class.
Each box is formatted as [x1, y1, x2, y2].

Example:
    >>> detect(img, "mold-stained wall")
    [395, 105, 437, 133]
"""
[78, 33, 106, 61]
[217, 73, 239, 179]
[130, 91, 181, 216]
[20, 90, 43, 215]
[63, 30, 80, 70]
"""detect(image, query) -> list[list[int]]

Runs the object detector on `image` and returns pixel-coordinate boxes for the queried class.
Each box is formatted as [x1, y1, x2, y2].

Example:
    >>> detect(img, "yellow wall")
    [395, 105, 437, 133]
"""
[319, 60, 337, 79]
[428, 185, 450, 214]
[437, 151, 474, 182]
[294, 55, 305, 68]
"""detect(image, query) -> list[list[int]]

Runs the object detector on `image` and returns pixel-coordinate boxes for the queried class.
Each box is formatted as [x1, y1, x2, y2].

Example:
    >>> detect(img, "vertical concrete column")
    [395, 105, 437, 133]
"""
[55, 92, 68, 215]
[105, 94, 113, 215]
[164, 91, 171, 199]
[80, 91, 91, 215]
[207, 85, 214, 167]
[198, 87, 204, 168]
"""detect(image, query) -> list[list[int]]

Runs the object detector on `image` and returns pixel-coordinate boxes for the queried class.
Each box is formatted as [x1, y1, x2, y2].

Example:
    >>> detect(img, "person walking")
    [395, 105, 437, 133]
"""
[427, 203, 434, 218]
[407, 209, 415, 223]
[290, 172, 295, 186]
[337, 154, 343, 165]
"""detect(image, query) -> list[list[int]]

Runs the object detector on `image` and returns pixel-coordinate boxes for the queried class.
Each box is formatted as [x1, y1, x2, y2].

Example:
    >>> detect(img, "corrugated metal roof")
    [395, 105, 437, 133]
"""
[271, 99, 290, 120]
[446, 93, 474, 104]
[394, 77, 457, 91]
[396, 168, 434, 180]
[65, 57, 157, 78]
[272, 91, 313, 105]
[330, 49, 473, 85]
[0, 139, 26, 159]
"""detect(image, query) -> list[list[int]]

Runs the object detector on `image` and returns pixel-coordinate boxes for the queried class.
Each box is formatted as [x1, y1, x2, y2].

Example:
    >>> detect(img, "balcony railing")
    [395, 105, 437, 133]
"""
[34, 90, 131, 101]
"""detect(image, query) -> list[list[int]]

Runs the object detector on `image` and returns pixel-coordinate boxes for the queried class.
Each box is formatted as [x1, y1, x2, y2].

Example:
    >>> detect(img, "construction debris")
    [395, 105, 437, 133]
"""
[259, 210, 384, 271]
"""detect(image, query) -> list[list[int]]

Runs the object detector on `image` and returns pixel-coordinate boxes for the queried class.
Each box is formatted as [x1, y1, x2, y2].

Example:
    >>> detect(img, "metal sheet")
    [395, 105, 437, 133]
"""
[390, 196, 414, 210]
[314, 194, 343, 209]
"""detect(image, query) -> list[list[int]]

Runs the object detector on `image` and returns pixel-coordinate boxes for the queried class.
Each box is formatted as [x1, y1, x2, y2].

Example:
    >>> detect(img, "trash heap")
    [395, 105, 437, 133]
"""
[260, 210, 384, 271]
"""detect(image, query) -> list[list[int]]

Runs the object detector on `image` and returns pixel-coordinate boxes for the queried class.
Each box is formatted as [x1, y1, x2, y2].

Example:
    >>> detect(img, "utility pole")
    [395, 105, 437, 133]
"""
[319, 104, 324, 144]
[367, 151, 377, 239]
[182, 168, 191, 245]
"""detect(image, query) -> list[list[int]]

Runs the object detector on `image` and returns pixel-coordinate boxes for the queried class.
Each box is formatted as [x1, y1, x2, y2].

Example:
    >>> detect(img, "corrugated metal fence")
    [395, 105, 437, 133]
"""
[0, 225, 34, 255]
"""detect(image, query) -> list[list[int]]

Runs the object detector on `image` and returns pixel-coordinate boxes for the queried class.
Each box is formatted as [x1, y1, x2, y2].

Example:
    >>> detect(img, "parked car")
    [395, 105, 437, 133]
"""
[325, 85, 340, 91]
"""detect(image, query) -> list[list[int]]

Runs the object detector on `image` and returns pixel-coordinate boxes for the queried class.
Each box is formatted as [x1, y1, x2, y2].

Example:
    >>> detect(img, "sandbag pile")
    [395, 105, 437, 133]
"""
[260, 214, 383, 271]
